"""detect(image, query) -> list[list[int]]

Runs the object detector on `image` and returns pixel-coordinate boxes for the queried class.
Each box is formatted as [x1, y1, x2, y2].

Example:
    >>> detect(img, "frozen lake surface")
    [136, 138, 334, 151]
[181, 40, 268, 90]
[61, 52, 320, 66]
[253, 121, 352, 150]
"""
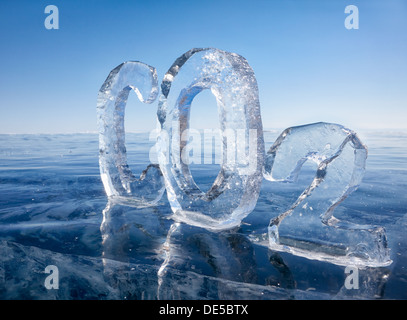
[0, 131, 406, 299]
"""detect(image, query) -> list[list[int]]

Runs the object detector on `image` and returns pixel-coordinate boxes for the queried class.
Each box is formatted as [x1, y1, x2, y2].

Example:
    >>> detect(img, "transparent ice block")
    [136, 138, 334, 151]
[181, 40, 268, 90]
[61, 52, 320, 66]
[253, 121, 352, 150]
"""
[97, 61, 165, 206]
[263, 122, 391, 267]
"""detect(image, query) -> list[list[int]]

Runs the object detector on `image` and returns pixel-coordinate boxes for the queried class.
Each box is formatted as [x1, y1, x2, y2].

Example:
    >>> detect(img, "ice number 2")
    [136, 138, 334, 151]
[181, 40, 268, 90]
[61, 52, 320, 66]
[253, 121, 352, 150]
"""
[263, 122, 390, 267]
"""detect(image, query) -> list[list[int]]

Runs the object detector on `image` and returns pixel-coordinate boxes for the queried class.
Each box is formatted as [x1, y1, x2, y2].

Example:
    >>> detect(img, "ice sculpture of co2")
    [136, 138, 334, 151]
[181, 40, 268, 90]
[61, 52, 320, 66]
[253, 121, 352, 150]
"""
[97, 48, 391, 267]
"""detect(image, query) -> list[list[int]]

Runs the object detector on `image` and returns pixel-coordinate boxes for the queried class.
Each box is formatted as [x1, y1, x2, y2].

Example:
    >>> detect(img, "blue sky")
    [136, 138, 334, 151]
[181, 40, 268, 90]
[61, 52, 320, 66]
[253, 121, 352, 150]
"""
[0, 0, 406, 133]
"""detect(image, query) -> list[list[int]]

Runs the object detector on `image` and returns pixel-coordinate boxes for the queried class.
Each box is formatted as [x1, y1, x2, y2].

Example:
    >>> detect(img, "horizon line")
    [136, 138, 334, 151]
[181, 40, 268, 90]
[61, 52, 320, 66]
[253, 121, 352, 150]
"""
[2, 127, 407, 135]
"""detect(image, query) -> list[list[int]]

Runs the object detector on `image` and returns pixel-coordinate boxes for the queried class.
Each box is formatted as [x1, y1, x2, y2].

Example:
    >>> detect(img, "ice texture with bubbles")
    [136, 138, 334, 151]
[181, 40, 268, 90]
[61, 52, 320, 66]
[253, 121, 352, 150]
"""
[97, 61, 165, 206]
[263, 122, 391, 267]
[96, 49, 391, 268]
[156, 48, 265, 231]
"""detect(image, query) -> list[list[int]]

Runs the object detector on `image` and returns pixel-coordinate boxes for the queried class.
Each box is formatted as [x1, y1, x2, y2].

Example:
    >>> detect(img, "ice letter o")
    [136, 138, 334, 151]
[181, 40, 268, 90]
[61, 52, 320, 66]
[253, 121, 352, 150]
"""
[157, 48, 265, 231]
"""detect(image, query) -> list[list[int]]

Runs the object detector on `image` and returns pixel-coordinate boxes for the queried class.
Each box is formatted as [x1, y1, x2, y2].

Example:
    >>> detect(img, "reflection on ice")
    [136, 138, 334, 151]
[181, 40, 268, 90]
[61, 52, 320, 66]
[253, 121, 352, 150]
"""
[0, 194, 394, 300]
[0, 233, 391, 299]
